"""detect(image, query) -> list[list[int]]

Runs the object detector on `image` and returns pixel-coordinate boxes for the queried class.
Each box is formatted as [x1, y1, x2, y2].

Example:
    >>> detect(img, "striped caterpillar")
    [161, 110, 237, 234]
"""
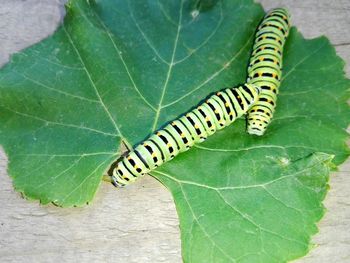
[246, 8, 291, 135]
[110, 84, 261, 187]
[108, 8, 291, 187]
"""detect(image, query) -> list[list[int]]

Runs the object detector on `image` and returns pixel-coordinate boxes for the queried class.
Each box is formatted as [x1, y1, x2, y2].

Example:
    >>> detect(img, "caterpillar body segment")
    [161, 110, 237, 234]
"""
[246, 8, 291, 136]
[110, 84, 261, 187]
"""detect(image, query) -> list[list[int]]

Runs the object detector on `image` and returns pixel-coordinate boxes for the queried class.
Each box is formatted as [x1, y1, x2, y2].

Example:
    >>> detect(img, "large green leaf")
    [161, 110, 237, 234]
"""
[0, 0, 349, 262]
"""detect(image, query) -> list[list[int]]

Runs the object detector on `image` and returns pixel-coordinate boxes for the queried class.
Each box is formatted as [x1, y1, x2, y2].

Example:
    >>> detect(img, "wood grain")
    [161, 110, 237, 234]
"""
[0, 0, 349, 262]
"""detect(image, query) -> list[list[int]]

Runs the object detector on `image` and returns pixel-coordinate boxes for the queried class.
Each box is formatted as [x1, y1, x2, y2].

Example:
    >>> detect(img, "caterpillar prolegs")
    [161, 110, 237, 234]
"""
[110, 84, 261, 187]
[246, 8, 291, 135]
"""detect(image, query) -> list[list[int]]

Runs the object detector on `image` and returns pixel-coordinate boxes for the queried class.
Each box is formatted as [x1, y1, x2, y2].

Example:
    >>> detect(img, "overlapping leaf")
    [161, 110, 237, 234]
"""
[0, 0, 349, 261]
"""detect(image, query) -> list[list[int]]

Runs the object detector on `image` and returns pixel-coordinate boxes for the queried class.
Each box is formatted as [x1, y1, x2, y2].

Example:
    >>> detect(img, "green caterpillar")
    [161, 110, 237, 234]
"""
[110, 84, 261, 187]
[108, 8, 291, 187]
[246, 8, 291, 135]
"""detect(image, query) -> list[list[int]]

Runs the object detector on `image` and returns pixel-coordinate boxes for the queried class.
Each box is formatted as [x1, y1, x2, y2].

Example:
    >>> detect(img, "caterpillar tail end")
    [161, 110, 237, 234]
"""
[246, 115, 267, 136]
[247, 126, 265, 136]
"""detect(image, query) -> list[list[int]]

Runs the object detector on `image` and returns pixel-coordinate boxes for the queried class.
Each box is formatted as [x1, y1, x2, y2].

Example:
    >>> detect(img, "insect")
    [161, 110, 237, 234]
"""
[108, 8, 291, 187]
[246, 8, 291, 135]
[110, 84, 261, 187]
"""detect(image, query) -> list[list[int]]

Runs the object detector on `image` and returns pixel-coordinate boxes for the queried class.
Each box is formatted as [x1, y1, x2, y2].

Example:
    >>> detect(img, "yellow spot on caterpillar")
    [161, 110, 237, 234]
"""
[214, 110, 219, 114]
[167, 143, 171, 147]
[151, 153, 156, 157]
[194, 124, 199, 129]
[225, 103, 229, 107]
[181, 133, 185, 138]
[157, 132, 161, 136]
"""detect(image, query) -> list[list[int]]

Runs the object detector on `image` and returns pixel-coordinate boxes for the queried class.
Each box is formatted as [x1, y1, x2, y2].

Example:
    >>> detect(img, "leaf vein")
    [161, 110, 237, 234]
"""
[90, 4, 157, 112]
[173, 2, 225, 65]
[162, 30, 255, 109]
[0, 104, 118, 137]
[62, 24, 123, 137]
[13, 71, 100, 103]
[151, 0, 184, 131]
[128, 1, 171, 65]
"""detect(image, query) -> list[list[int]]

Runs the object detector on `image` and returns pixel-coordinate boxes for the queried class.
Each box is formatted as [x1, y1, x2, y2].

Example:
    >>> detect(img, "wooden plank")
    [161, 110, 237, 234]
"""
[0, 0, 349, 262]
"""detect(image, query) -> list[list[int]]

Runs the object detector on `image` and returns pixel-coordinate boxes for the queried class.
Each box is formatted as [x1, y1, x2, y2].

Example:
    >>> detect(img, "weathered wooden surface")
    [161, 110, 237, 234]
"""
[0, 0, 349, 262]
